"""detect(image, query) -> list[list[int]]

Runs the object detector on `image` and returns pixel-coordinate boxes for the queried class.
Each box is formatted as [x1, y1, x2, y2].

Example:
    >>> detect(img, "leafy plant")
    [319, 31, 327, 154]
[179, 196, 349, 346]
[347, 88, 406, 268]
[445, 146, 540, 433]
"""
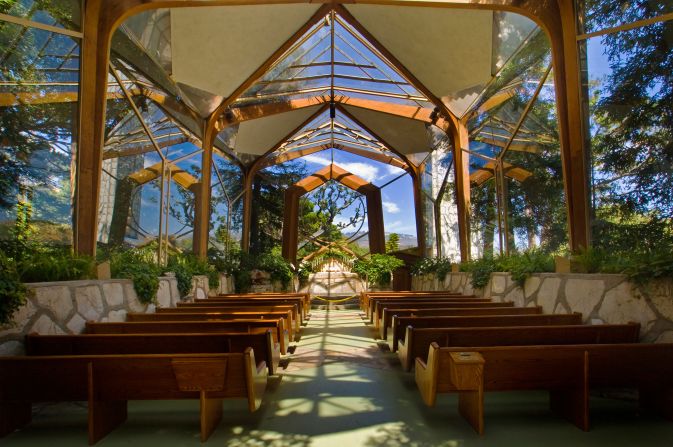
[0, 251, 27, 326]
[411, 257, 453, 280]
[258, 250, 293, 291]
[109, 246, 161, 305]
[503, 250, 555, 287]
[166, 252, 219, 297]
[459, 256, 500, 289]
[353, 254, 404, 289]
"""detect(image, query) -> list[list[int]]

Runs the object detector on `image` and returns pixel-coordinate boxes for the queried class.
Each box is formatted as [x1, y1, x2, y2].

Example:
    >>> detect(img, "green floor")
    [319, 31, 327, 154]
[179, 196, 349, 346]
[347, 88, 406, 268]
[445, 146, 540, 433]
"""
[4, 308, 673, 446]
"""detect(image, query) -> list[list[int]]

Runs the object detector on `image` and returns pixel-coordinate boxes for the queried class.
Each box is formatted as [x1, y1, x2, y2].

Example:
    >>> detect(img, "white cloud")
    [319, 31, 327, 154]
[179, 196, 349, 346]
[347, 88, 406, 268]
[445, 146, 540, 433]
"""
[382, 201, 400, 214]
[385, 165, 405, 177]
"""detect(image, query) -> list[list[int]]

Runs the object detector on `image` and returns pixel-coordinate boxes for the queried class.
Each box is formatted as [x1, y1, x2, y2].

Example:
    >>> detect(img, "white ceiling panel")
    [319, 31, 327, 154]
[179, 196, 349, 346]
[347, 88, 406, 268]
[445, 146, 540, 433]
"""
[235, 105, 323, 156]
[171, 5, 321, 98]
[345, 5, 494, 117]
[342, 105, 431, 159]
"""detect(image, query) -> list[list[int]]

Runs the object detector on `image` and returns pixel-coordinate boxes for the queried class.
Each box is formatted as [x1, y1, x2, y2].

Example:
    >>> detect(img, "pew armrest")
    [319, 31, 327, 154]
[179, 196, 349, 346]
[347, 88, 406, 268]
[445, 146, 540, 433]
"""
[244, 348, 268, 412]
[415, 343, 440, 407]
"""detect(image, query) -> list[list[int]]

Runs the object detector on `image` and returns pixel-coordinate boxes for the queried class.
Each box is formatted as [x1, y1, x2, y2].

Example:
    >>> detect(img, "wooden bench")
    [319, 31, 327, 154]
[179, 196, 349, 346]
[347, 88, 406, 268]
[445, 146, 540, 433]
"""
[85, 319, 291, 355]
[211, 293, 310, 313]
[373, 300, 514, 330]
[206, 296, 309, 321]
[0, 350, 267, 443]
[173, 302, 303, 325]
[25, 331, 281, 375]
[398, 323, 641, 371]
[362, 292, 476, 315]
[126, 310, 297, 341]
[378, 306, 542, 340]
[368, 297, 492, 322]
[365, 294, 481, 319]
[415, 343, 673, 434]
[389, 313, 583, 352]
[142, 308, 298, 337]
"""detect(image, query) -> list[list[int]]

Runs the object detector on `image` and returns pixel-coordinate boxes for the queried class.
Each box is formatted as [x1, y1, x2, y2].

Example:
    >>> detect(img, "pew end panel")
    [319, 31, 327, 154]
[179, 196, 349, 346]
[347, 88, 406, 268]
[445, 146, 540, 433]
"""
[415, 342, 441, 407]
[87, 363, 128, 445]
[448, 351, 485, 435]
[244, 347, 268, 412]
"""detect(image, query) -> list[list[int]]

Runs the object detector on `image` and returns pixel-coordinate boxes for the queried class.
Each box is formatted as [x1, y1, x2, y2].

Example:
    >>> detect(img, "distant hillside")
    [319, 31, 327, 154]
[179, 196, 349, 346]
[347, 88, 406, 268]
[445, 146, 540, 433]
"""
[344, 232, 417, 249]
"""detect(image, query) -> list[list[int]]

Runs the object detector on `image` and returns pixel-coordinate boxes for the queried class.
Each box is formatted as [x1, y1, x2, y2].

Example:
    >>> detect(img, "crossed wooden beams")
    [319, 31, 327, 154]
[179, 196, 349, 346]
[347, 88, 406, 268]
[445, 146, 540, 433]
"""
[281, 164, 385, 266]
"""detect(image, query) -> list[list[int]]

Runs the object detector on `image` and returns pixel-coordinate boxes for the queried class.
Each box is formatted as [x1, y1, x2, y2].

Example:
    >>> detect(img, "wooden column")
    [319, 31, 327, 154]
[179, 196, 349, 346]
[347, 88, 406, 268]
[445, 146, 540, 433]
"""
[74, 0, 107, 256]
[410, 167, 427, 256]
[193, 122, 213, 259]
[554, 0, 591, 251]
[451, 118, 471, 262]
[240, 166, 255, 253]
[365, 189, 386, 254]
[281, 188, 301, 265]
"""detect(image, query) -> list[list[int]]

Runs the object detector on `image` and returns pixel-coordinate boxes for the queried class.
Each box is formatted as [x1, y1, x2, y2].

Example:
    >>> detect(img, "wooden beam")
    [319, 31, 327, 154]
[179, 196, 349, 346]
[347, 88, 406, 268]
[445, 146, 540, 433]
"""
[451, 117, 472, 262]
[193, 121, 214, 259]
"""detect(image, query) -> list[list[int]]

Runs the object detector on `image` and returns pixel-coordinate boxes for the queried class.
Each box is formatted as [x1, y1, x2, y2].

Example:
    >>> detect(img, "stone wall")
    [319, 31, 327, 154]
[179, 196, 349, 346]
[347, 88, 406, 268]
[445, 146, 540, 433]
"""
[412, 272, 673, 342]
[0, 276, 179, 356]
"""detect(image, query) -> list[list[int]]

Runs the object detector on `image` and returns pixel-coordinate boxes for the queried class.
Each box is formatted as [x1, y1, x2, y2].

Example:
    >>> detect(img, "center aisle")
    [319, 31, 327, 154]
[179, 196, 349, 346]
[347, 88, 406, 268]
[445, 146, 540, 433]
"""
[211, 308, 671, 447]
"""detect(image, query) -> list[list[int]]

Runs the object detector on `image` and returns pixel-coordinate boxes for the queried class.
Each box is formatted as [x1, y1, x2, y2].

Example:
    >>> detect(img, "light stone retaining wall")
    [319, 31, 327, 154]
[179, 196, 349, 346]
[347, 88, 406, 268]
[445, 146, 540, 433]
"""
[0, 276, 180, 356]
[412, 272, 673, 343]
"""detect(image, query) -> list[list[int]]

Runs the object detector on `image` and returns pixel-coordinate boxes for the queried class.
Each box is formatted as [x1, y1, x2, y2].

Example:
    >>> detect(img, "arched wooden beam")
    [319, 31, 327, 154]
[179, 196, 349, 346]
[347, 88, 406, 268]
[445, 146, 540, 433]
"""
[282, 164, 385, 265]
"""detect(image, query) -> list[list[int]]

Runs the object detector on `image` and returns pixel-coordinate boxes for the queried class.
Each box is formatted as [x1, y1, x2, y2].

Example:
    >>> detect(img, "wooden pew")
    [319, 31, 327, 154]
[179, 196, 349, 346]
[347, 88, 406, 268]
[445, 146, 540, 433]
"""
[152, 307, 300, 336]
[206, 296, 309, 321]
[86, 319, 291, 355]
[126, 311, 297, 341]
[415, 343, 673, 434]
[378, 306, 542, 340]
[373, 300, 515, 330]
[362, 291, 475, 315]
[366, 294, 480, 319]
[389, 313, 583, 352]
[173, 302, 302, 325]
[368, 297, 492, 322]
[0, 350, 267, 443]
[398, 323, 641, 371]
[25, 331, 281, 375]
[212, 292, 310, 312]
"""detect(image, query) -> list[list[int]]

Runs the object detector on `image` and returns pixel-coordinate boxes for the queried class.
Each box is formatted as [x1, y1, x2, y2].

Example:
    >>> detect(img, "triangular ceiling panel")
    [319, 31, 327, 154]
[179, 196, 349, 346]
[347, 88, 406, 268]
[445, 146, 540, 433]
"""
[171, 4, 322, 98]
[344, 5, 535, 117]
[234, 105, 323, 158]
[342, 105, 432, 158]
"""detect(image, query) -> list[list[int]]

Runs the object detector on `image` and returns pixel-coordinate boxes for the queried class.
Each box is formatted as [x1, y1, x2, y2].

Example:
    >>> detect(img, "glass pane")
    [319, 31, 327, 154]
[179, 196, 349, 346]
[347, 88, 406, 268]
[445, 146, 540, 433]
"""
[502, 91, 567, 253]
[210, 153, 243, 252]
[583, 20, 673, 252]
[0, 23, 80, 246]
[470, 177, 501, 258]
[380, 174, 417, 250]
[578, 0, 673, 35]
[0, 0, 81, 31]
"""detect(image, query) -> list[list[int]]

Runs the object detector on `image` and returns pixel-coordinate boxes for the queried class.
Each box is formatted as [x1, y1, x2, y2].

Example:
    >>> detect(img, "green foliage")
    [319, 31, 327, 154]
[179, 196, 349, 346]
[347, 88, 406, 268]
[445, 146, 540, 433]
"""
[502, 250, 555, 287]
[166, 252, 219, 297]
[459, 256, 500, 289]
[0, 251, 27, 326]
[458, 250, 555, 289]
[353, 254, 404, 288]
[1, 203, 94, 283]
[411, 257, 453, 280]
[109, 246, 161, 305]
[386, 233, 400, 253]
[258, 250, 293, 291]
[17, 247, 95, 283]
[571, 245, 673, 285]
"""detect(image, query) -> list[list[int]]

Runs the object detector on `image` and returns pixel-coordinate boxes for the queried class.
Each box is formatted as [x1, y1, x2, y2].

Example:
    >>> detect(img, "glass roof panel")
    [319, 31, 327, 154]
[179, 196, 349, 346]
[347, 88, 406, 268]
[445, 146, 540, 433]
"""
[0, 0, 81, 31]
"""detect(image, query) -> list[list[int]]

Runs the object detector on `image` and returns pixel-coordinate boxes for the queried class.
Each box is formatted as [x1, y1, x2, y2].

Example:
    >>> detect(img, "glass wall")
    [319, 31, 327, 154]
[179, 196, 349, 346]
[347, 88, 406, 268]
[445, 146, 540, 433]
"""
[0, 8, 81, 245]
[578, 3, 673, 253]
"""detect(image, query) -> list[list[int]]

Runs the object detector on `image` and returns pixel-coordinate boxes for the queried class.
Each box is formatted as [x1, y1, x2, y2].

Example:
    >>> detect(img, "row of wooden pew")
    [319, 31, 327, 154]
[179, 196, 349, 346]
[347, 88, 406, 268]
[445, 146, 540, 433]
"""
[360, 291, 673, 434]
[0, 292, 311, 444]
